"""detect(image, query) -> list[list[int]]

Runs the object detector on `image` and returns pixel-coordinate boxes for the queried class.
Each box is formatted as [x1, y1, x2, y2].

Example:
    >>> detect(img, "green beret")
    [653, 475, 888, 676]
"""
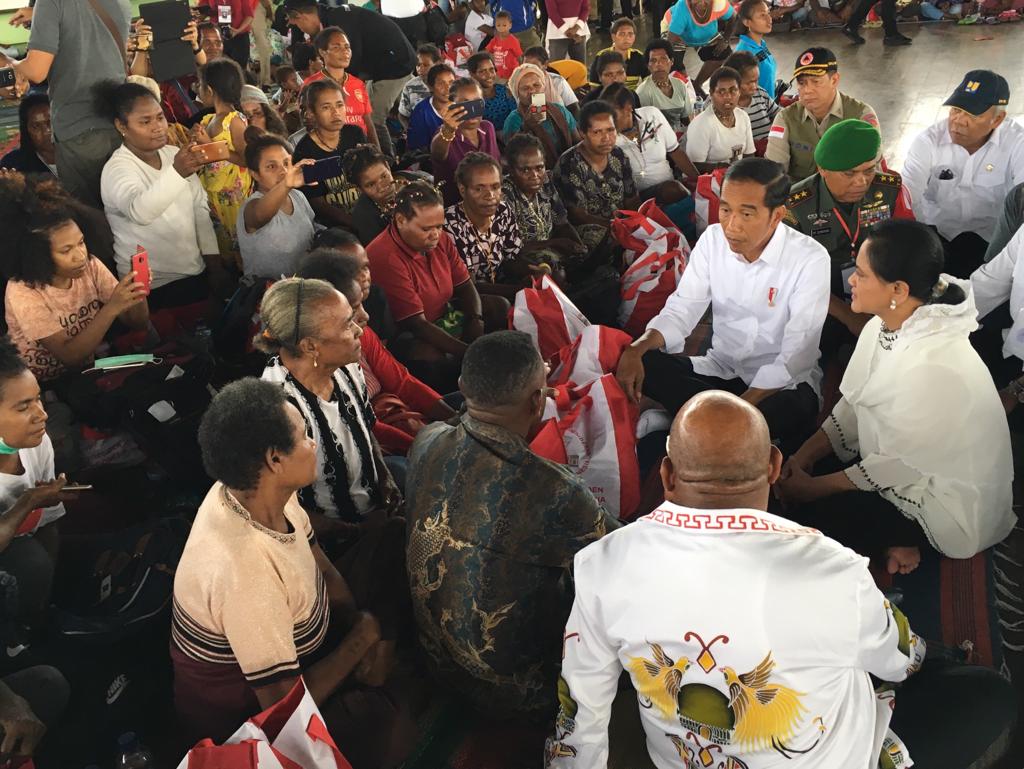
[814, 119, 882, 172]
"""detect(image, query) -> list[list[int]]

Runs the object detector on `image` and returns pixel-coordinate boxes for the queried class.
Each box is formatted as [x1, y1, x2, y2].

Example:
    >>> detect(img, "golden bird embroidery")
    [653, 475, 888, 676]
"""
[628, 643, 691, 719]
[721, 653, 807, 754]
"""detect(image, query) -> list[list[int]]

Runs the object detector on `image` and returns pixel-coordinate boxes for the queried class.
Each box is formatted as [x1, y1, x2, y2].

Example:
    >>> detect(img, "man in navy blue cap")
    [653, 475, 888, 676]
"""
[903, 69, 1024, 278]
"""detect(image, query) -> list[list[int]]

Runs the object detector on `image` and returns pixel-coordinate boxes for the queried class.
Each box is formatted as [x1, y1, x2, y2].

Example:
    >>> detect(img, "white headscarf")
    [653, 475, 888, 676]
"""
[506, 63, 562, 107]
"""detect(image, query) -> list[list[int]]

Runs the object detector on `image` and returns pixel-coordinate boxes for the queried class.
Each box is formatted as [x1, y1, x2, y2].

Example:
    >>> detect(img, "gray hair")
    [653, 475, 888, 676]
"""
[253, 277, 338, 356]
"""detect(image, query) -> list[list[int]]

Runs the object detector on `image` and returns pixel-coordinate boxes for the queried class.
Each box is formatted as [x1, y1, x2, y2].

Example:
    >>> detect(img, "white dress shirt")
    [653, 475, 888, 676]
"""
[545, 502, 926, 769]
[647, 223, 830, 395]
[902, 117, 1024, 242]
[101, 144, 216, 289]
[973, 223, 1024, 368]
[822, 278, 1014, 559]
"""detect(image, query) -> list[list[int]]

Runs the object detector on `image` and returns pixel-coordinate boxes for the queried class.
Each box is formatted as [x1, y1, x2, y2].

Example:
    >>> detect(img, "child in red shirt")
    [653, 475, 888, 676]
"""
[485, 11, 523, 80]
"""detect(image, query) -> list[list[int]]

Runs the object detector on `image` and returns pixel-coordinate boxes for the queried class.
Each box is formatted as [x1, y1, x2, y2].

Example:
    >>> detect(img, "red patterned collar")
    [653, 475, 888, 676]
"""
[641, 504, 820, 536]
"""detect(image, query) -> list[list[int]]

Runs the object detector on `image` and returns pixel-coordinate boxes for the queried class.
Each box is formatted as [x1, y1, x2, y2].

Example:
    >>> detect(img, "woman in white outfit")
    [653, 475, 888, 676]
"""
[778, 219, 1014, 575]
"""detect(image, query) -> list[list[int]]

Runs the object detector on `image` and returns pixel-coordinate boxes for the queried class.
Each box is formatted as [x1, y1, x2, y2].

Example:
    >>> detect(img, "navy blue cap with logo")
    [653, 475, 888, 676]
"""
[944, 70, 1010, 116]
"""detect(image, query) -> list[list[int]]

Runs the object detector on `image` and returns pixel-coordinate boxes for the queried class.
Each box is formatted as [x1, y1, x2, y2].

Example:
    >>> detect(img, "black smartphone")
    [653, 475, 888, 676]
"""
[302, 155, 343, 185]
[0, 68, 15, 89]
[459, 98, 485, 121]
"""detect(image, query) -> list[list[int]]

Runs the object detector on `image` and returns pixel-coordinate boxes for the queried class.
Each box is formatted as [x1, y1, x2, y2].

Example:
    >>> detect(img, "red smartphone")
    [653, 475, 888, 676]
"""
[132, 246, 152, 295]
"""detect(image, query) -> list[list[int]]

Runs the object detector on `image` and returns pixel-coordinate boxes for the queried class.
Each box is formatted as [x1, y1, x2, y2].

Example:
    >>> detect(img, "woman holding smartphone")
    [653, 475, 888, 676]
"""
[237, 128, 317, 278]
[96, 80, 231, 312]
[502, 64, 578, 169]
[429, 78, 500, 207]
[292, 80, 367, 228]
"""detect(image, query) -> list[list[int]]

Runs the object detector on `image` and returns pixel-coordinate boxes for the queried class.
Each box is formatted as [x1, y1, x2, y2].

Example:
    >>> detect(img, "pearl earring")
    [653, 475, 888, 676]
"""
[889, 299, 897, 310]
[312, 355, 318, 368]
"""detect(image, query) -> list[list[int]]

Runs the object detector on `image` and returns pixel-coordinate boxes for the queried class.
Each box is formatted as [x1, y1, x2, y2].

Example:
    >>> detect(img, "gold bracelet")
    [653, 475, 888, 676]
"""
[439, 125, 456, 142]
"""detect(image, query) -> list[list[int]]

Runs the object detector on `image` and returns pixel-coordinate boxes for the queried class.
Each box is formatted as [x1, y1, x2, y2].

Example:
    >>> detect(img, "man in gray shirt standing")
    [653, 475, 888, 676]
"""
[10, 0, 130, 208]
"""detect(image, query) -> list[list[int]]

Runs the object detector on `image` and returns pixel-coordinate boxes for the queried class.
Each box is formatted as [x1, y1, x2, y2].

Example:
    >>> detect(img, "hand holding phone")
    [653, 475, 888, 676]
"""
[529, 93, 547, 122]
[458, 98, 485, 122]
[192, 140, 230, 163]
[302, 156, 343, 185]
[132, 246, 152, 295]
[0, 68, 15, 89]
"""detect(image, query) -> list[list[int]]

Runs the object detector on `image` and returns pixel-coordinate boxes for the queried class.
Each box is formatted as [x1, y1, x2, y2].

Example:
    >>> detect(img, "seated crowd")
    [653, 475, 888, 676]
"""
[0, 0, 1022, 766]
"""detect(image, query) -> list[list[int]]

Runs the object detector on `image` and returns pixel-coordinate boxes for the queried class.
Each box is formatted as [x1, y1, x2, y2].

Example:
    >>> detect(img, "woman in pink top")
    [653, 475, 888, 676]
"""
[0, 174, 150, 382]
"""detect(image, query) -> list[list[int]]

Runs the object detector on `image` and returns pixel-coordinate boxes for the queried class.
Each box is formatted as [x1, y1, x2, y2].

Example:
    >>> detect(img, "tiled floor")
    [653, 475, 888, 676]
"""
[592, 19, 1024, 170]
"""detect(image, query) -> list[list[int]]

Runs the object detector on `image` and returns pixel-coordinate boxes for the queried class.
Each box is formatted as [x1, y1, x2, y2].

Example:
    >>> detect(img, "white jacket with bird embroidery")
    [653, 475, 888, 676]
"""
[546, 502, 926, 769]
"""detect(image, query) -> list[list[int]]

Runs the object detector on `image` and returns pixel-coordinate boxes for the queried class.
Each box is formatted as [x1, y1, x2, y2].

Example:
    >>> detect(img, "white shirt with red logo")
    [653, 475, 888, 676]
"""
[647, 222, 830, 395]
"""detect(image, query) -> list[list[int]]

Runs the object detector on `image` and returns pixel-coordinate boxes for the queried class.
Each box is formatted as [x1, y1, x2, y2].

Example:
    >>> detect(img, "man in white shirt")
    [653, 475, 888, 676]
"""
[684, 67, 756, 172]
[903, 70, 1024, 279]
[616, 157, 829, 456]
[545, 391, 1015, 769]
[972, 225, 1024, 400]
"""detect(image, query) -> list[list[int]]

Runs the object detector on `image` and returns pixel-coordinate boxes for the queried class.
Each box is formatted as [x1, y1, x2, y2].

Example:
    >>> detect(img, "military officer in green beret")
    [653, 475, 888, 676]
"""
[783, 118, 915, 357]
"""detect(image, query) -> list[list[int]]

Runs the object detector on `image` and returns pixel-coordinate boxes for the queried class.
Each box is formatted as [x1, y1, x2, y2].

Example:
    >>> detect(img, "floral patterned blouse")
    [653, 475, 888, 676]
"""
[552, 144, 637, 221]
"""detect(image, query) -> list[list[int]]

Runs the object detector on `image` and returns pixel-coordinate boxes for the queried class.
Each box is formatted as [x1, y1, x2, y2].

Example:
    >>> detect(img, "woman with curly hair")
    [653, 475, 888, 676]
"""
[0, 173, 149, 382]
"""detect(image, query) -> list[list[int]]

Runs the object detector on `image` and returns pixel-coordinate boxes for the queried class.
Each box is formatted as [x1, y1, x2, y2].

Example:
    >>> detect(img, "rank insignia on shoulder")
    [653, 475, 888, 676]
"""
[875, 173, 900, 186]
[787, 189, 810, 205]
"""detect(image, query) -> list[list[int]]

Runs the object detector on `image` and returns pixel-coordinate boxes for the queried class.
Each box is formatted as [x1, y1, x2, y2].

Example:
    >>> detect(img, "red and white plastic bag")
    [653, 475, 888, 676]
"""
[177, 678, 351, 769]
[547, 325, 633, 388]
[612, 200, 690, 337]
[510, 274, 590, 359]
[694, 167, 727, 237]
[530, 374, 641, 520]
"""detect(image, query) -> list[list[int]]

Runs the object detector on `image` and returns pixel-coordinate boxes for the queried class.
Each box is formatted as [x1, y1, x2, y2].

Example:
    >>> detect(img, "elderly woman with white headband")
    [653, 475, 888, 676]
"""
[503, 63, 579, 168]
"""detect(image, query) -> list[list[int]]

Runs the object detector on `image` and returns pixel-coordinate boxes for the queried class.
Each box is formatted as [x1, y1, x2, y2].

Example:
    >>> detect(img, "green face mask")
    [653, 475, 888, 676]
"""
[0, 439, 19, 455]
[90, 354, 157, 370]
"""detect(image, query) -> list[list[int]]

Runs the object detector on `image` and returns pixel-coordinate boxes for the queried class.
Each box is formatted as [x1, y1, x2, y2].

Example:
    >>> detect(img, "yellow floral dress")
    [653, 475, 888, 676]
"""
[197, 110, 253, 266]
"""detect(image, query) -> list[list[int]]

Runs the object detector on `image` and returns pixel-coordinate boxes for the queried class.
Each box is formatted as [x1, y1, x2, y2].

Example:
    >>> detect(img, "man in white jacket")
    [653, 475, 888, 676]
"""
[546, 391, 1014, 769]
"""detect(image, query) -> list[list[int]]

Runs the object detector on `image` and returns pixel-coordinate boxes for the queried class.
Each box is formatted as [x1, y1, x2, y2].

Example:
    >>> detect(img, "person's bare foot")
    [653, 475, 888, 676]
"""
[886, 546, 921, 575]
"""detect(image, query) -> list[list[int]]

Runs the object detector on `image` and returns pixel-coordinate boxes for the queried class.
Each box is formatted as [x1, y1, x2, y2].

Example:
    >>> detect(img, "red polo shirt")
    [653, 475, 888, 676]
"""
[366, 222, 471, 324]
[300, 71, 373, 133]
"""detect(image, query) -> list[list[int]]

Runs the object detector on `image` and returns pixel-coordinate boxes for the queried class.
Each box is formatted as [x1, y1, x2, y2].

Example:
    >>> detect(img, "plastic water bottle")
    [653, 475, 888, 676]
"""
[693, 96, 706, 115]
[117, 732, 154, 768]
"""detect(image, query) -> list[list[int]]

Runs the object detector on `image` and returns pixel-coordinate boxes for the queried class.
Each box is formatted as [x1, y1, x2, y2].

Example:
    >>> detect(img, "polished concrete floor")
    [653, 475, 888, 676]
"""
[590, 19, 1024, 170]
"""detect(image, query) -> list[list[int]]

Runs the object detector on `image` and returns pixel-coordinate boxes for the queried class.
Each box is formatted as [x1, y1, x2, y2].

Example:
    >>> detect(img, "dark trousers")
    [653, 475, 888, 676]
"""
[641, 351, 819, 457]
[224, 30, 250, 67]
[846, 0, 899, 35]
[891, 661, 1017, 769]
[54, 126, 123, 210]
[599, 0, 632, 28]
[793, 489, 930, 560]
[938, 230, 989, 279]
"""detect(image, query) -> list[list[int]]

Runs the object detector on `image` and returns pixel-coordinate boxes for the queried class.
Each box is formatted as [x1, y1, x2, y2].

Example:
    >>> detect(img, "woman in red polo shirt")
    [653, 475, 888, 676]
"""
[365, 181, 506, 392]
[305, 26, 380, 151]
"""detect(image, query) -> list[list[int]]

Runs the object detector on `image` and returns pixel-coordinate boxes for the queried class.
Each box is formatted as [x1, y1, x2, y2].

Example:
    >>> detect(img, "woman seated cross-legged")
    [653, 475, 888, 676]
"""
[777, 220, 1015, 575]
[365, 181, 505, 393]
[172, 376, 413, 769]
